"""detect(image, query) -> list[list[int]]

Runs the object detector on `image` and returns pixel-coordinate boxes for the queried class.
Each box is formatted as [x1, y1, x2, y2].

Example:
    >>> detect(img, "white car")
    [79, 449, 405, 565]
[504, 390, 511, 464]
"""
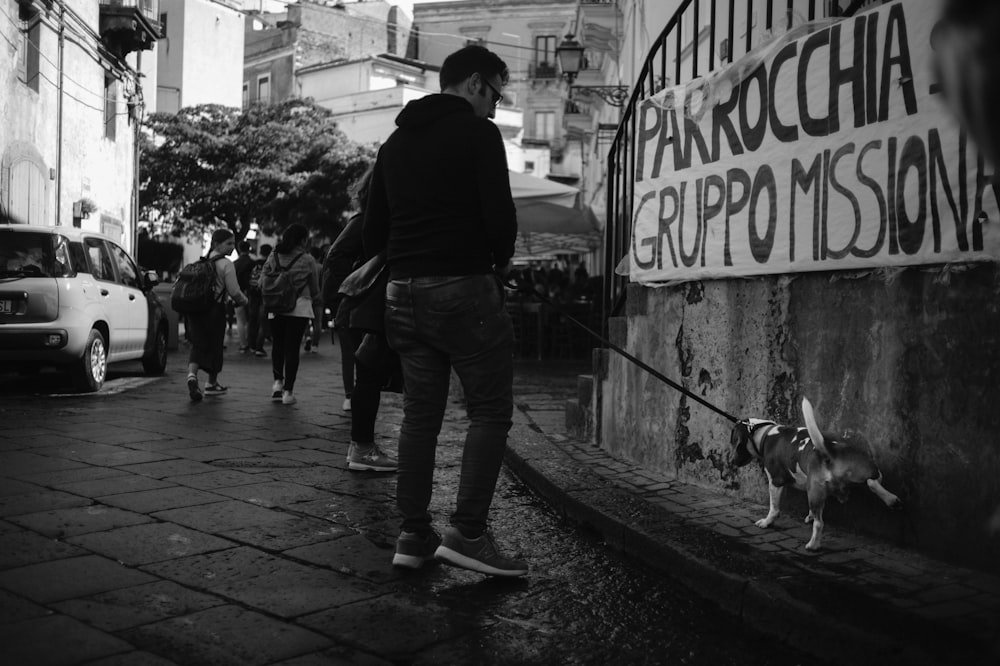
[0, 223, 169, 391]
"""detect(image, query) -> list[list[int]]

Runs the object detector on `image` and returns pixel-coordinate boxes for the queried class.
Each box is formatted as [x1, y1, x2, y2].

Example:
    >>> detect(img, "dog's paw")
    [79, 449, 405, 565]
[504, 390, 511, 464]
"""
[804, 512, 814, 524]
[754, 518, 773, 529]
[805, 540, 821, 551]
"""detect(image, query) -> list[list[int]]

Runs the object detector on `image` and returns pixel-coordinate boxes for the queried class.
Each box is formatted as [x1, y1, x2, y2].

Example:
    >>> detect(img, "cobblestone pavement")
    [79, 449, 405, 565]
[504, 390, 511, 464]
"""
[0, 338, 998, 666]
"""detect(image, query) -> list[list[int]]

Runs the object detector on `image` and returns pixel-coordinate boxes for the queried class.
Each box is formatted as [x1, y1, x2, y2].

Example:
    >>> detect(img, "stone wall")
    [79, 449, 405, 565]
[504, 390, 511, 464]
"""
[593, 264, 1000, 573]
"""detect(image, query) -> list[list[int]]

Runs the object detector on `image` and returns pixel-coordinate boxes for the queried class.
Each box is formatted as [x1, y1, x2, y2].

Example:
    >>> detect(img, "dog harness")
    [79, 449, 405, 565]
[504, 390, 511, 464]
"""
[744, 419, 777, 458]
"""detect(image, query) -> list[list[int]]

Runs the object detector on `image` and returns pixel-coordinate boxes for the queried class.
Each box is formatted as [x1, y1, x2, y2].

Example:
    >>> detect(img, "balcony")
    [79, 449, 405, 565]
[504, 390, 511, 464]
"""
[99, 0, 160, 57]
[579, 0, 620, 54]
[529, 62, 558, 80]
[563, 99, 592, 134]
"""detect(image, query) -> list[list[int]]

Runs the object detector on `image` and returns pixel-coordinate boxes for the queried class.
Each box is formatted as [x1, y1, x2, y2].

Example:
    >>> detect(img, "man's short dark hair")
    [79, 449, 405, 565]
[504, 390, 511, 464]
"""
[439, 44, 509, 90]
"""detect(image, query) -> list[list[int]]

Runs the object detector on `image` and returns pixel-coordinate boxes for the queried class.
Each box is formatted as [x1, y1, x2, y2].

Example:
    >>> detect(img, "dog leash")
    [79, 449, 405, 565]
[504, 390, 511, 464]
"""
[502, 276, 741, 424]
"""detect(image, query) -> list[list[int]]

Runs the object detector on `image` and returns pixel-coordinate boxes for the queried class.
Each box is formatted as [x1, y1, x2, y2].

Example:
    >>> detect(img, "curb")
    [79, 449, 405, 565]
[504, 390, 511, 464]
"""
[504, 420, 991, 666]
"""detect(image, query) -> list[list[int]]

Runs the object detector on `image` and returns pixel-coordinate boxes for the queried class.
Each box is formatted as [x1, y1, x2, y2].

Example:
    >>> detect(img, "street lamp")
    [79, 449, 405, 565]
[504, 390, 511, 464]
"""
[555, 33, 630, 107]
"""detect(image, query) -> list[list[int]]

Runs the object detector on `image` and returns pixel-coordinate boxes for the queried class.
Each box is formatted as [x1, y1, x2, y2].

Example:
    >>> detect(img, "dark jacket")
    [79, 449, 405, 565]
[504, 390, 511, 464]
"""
[326, 213, 386, 333]
[362, 94, 518, 279]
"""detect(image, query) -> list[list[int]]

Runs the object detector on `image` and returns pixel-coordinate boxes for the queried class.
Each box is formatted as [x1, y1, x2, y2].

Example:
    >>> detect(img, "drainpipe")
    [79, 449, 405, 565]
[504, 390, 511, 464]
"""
[131, 53, 142, 256]
[55, 2, 65, 225]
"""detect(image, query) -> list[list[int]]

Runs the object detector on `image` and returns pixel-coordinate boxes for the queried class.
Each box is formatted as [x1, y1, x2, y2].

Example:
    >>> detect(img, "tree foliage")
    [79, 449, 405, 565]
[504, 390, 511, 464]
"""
[139, 99, 375, 243]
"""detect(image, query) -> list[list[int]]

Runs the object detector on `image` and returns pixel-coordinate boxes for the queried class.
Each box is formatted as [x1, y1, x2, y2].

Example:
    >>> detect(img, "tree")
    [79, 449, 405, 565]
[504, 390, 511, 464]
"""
[139, 99, 375, 243]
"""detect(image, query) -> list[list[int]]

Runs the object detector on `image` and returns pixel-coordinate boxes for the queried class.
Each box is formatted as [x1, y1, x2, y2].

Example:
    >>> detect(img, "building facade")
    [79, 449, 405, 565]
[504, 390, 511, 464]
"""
[243, 0, 413, 108]
[1, 0, 159, 252]
[156, 0, 245, 114]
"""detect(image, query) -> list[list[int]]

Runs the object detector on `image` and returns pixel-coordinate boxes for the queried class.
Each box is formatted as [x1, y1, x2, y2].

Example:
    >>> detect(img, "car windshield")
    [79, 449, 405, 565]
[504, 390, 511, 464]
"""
[0, 231, 72, 278]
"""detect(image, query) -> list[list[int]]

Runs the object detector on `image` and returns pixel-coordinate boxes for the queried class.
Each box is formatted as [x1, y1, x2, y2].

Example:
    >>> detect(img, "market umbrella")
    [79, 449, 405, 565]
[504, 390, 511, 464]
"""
[507, 171, 600, 257]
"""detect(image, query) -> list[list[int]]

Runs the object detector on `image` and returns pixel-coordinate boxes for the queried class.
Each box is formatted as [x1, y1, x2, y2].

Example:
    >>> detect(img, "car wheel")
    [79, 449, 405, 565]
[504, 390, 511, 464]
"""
[71, 329, 107, 392]
[142, 325, 168, 375]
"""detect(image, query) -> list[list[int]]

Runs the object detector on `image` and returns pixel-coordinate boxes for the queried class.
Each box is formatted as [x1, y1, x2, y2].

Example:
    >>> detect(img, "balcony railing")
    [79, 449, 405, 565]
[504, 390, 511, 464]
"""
[603, 0, 870, 326]
[529, 62, 558, 80]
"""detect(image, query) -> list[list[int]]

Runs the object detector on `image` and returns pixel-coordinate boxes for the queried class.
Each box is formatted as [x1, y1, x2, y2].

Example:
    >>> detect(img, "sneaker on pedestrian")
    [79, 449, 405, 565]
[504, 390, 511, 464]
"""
[393, 530, 442, 569]
[254, 349, 267, 357]
[281, 390, 296, 405]
[271, 380, 283, 401]
[304, 338, 312, 353]
[346, 442, 397, 472]
[434, 526, 528, 577]
[203, 383, 228, 396]
[342, 397, 352, 412]
[187, 375, 202, 402]
[238, 346, 249, 354]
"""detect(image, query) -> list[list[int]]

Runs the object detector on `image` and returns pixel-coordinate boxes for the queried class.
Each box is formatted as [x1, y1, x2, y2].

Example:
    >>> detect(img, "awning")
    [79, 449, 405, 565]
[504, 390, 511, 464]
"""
[508, 171, 598, 236]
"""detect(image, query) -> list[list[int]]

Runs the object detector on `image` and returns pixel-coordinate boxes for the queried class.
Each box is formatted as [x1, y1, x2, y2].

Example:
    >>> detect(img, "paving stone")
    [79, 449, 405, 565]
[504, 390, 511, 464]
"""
[0, 478, 44, 497]
[269, 646, 393, 666]
[18, 466, 130, 489]
[117, 459, 220, 479]
[0, 588, 49, 623]
[52, 579, 226, 631]
[284, 533, 397, 583]
[166, 445, 263, 462]
[0, 613, 134, 666]
[0, 554, 156, 603]
[152, 499, 295, 533]
[97, 486, 226, 513]
[141, 546, 305, 590]
[0, 451, 89, 477]
[293, 495, 396, 527]
[34, 442, 175, 467]
[8, 504, 151, 538]
[219, 438, 300, 454]
[212, 481, 339, 508]
[57, 473, 177, 497]
[82, 650, 181, 666]
[213, 566, 383, 618]
[120, 604, 330, 666]
[265, 449, 343, 465]
[0, 528, 88, 569]
[300, 595, 478, 659]
[66, 522, 235, 566]
[165, 469, 272, 489]
[220, 516, 353, 552]
[0, 489, 92, 518]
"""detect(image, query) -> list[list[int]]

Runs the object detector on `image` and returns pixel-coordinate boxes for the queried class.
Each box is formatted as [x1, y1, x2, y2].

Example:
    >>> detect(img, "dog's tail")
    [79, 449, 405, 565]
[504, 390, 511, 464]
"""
[801, 397, 831, 458]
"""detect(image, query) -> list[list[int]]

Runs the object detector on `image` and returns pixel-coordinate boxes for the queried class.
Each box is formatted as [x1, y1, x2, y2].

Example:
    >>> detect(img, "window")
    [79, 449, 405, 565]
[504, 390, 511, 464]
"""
[85, 239, 115, 282]
[104, 74, 117, 141]
[110, 243, 140, 288]
[19, 19, 41, 92]
[534, 35, 556, 67]
[242, 82, 249, 108]
[257, 75, 270, 103]
[159, 12, 167, 38]
[534, 111, 555, 140]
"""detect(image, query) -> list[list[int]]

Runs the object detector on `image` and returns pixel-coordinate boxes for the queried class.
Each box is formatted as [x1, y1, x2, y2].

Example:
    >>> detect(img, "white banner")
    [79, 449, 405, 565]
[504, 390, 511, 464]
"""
[630, 0, 1000, 285]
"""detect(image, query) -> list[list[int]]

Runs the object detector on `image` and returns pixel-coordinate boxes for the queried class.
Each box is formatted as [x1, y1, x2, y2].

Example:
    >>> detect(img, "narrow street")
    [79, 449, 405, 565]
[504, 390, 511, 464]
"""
[0, 345, 813, 665]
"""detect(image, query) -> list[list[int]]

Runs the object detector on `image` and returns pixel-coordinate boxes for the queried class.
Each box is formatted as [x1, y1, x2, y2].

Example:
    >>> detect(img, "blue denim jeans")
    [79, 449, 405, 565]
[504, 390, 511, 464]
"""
[385, 274, 514, 537]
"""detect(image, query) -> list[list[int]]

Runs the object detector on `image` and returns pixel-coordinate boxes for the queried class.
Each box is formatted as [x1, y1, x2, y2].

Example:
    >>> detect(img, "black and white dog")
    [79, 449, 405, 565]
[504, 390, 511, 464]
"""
[730, 398, 902, 550]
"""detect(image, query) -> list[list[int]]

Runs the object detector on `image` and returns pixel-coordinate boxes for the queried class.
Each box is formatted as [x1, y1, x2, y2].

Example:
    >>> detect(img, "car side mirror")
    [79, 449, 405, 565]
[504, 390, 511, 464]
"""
[143, 270, 160, 289]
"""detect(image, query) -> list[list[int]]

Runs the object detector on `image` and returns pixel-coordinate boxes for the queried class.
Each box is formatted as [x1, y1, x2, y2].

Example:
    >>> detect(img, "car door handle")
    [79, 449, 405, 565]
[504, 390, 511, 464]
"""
[129, 294, 136, 301]
[101, 289, 109, 296]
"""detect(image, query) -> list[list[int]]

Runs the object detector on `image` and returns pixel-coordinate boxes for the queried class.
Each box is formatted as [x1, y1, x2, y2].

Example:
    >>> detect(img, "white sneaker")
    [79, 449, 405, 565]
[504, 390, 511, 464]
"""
[342, 397, 352, 412]
[271, 380, 283, 401]
[282, 390, 296, 405]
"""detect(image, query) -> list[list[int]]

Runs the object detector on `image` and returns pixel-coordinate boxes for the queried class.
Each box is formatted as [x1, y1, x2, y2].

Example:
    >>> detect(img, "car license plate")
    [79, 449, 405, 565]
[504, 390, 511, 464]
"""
[0, 300, 12, 314]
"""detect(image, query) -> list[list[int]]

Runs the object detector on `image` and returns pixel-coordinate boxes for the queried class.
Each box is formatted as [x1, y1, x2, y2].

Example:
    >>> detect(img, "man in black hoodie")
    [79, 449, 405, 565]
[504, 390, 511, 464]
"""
[364, 45, 526, 577]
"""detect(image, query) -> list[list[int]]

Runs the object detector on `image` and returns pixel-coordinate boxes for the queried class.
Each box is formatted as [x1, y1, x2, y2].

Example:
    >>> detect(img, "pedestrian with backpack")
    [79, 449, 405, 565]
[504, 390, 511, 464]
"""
[261, 223, 320, 405]
[183, 228, 248, 402]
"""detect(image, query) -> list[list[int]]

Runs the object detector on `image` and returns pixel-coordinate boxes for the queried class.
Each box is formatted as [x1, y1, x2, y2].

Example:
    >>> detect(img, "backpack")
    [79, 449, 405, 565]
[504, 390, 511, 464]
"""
[260, 253, 304, 313]
[170, 256, 224, 314]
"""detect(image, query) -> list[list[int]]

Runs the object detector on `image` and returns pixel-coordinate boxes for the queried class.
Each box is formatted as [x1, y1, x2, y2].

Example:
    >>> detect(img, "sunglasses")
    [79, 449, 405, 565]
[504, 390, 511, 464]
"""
[483, 78, 504, 107]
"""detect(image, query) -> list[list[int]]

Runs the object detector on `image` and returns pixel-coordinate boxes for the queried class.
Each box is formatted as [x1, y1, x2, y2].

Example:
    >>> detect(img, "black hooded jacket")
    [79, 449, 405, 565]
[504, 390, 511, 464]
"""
[362, 94, 518, 279]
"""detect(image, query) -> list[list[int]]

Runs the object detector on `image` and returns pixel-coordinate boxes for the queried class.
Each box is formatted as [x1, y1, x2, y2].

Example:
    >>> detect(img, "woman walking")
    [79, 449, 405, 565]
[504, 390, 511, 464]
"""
[186, 228, 248, 402]
[264, 223, 321, 405]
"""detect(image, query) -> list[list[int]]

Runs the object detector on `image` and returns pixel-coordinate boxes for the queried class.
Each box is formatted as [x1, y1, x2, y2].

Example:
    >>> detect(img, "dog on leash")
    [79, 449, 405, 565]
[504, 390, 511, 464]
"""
[730, 398, 901, 550]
